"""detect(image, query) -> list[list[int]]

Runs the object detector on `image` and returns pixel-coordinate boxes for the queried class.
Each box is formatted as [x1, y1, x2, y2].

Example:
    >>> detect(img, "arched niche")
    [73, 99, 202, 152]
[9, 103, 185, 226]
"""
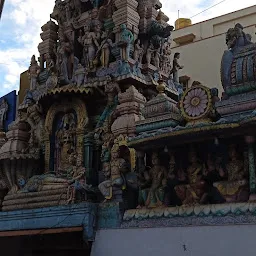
[44, 98, 88, 173]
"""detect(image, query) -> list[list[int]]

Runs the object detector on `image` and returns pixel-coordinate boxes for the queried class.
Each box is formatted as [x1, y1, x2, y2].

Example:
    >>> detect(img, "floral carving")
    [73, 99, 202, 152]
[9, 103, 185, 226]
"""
[181, 84, 212, 121]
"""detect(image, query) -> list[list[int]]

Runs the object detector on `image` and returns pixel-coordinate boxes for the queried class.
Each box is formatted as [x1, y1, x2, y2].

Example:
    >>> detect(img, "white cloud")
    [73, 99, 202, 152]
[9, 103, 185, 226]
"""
[0, 0, 55, 96]
[0, 0, 255, 96]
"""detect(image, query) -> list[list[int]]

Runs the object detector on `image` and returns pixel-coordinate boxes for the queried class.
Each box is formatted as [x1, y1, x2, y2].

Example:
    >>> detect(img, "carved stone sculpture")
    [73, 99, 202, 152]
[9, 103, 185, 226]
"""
[133, 39, 144, 63]
[119, 24, 134, 61]
[98, 144, 129, 201]
[172, 52, 183, 83]
[214, 145, 249, 202]
[28, 55, 40, 90]
[174, 148, 206, 205]
[138, 152, 167, 208]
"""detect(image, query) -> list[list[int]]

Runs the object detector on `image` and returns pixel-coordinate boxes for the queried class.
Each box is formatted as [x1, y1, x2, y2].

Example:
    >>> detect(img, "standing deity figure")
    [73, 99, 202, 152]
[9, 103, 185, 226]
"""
[56, 29, 79, 84]
[55, 113, 77, 174]
[78, 23, 100, 69]
[45, 53, 55, 75]
[133, 39, 144, 63]
[138, 152, 167, 208]
[172, 52, 183, 83]
[28, 55, 40, 90]
[146, 43, 155, 65]
[154, 47, 161, 69]
[98, 31, 113, 68]
[119, 24, 134, 61]
[98, 144, 129, 201]
[22, 96, 44, 149]
[0, 99, 8, 132]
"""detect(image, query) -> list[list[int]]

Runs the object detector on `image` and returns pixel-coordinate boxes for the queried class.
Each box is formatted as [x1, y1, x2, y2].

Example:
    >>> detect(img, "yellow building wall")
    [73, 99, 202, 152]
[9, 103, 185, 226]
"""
[18, 70, 29, 105]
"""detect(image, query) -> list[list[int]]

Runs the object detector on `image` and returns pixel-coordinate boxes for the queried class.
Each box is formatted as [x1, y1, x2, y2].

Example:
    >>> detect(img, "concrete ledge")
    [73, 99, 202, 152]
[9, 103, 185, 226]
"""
[0, 203, 97, 241]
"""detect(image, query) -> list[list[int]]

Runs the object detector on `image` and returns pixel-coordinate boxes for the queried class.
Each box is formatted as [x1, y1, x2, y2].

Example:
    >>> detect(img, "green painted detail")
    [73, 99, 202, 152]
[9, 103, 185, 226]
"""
[136, 120, 178, 133]
[226, 82, 256, 96]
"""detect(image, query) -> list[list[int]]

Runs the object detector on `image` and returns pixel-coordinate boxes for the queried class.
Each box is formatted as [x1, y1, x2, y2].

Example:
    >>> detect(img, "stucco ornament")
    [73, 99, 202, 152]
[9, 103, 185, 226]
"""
[180, 84, 212, 122]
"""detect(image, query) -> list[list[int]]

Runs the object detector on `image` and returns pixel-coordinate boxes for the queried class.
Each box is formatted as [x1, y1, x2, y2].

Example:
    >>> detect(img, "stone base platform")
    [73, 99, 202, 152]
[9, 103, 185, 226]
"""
[2, 188, 68, 211]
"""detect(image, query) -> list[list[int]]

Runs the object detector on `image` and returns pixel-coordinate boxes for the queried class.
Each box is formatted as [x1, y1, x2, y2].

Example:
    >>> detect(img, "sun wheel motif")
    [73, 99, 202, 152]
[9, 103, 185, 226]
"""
[180, 84, 212, 121]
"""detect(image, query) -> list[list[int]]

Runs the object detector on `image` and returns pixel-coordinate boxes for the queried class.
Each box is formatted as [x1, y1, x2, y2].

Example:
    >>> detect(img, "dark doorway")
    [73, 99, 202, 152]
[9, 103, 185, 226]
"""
[0, 230, 91, 256]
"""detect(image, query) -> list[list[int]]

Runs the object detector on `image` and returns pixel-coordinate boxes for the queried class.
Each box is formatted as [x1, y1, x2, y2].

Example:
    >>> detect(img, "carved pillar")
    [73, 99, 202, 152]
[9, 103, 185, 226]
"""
[111, 86, 146, 137]
[245, 136, 256, 196]
[84, 133, 94, 182]
[113, 0, 140, 42]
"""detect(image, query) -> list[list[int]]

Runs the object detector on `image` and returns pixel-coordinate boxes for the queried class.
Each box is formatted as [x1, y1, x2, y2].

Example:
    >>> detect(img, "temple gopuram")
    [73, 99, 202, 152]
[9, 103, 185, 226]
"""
[0, 1, 256, 255]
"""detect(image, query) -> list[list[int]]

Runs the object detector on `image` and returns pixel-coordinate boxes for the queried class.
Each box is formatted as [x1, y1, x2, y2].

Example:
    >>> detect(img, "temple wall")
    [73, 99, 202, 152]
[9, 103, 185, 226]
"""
[91, 225, 256, 256]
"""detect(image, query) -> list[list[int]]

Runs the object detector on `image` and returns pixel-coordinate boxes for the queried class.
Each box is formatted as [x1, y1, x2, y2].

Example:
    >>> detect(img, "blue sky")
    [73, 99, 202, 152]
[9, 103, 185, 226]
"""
[0, 0, 255, 97]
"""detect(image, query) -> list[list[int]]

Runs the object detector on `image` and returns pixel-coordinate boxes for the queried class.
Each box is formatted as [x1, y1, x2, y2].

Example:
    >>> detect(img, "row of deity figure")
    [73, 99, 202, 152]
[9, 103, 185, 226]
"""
[98, 144, 248, 208]
[28, 20, 184, 89]
[137, 145, 248, 208]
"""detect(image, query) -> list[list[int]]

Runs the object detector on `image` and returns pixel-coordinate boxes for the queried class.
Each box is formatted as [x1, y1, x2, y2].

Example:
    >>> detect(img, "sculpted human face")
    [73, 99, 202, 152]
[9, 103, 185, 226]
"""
[84, 24, 90, 32]
[152, 154, 159, 165]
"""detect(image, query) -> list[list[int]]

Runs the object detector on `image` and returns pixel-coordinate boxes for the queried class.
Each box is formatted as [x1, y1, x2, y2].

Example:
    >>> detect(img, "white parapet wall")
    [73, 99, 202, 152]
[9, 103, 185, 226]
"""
[91, 225, 255, 256]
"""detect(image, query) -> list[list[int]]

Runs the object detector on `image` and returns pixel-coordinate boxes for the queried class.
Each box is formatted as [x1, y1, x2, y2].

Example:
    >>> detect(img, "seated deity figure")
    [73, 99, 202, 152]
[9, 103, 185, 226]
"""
[213, 145, 248, 202]
[174, 148, 206, 205]
[98, 144, 129, 201]
[164, 153, 187, 206]
[137, 152, 167, 208]
[67, 155, 93, 203]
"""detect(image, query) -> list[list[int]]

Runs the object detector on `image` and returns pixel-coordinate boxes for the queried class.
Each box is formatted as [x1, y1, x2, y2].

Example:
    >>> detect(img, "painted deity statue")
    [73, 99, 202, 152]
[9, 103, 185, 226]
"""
[133, 39, 144, 63]
[164, 153, 187, 206]
[98, 31, 113, 68]
[119, 24, 134, 61]
[21, 97, 44, 149]
[138, 152, 167, 208]
[175, 149, 206, 205]
[172, 52, 183, 83]
[214, 145, 248, 202]
[78, 22, 100, 69]
[67, 155, 92, 203]
[55, 113, 77, 174]
[56, 28, 79, 84]
[28, 55, 40, 90]
[146, 43, 155, 65]
[98, 144, 129, 201]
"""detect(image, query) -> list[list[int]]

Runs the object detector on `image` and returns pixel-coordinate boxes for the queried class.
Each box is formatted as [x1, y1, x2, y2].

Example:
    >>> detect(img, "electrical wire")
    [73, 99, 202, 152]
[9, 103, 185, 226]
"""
[190, 0, 228, 19]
